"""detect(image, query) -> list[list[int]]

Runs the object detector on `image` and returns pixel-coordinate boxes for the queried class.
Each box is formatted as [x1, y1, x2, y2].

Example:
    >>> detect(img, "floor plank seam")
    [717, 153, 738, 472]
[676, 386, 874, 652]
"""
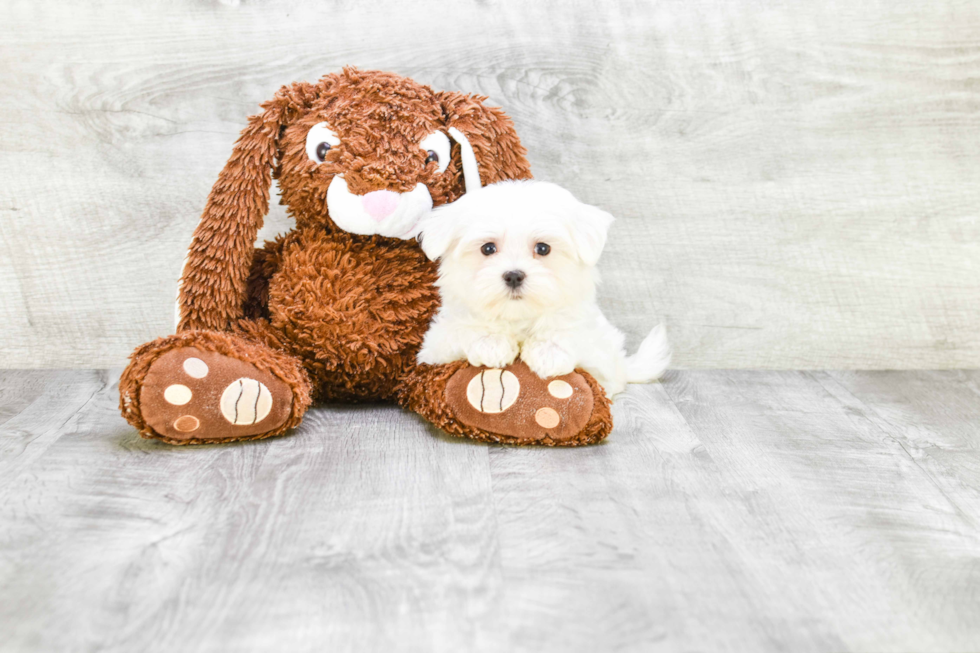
[810, 371, 978, 526]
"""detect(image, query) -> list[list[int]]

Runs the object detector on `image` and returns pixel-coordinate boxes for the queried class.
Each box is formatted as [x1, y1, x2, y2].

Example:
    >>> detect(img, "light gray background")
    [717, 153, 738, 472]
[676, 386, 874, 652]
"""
[1, 0, 978, 369]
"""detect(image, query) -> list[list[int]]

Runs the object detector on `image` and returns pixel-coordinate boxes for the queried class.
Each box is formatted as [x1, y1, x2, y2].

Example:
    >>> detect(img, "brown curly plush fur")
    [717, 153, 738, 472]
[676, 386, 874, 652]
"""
[119, 67, 614, 446]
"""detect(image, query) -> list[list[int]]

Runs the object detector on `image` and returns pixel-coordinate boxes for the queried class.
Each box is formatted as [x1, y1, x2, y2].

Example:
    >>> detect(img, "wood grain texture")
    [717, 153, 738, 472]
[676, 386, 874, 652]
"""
[0, 370, 498, 652]
[660, 370, 980, 651]
[1, 0, 979, 368]
[2, 369, 980, 652]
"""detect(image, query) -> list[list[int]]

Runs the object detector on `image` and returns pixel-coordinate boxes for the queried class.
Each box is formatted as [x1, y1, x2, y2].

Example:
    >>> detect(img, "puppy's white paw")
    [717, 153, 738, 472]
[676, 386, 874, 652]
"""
[522, 340, 576, 379]
[466, 335, 519, 369]
[417, 341, 452, 366]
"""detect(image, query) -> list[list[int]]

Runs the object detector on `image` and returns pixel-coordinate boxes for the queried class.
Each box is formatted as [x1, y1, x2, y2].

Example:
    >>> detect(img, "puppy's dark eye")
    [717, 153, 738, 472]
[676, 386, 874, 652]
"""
[425, 150, 439, 165]
[481, 243, 497, 256]
[534, 242, 551, 256]
[315, 142, 331, 162]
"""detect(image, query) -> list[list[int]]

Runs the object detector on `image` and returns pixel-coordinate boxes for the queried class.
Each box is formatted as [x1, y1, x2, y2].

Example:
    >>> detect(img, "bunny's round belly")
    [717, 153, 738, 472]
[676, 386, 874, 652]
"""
[266, 227, 439, 400]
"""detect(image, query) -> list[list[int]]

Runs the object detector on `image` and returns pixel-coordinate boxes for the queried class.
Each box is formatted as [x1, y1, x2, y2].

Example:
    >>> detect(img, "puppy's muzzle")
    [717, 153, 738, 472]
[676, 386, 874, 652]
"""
[502, 270, 526, 290]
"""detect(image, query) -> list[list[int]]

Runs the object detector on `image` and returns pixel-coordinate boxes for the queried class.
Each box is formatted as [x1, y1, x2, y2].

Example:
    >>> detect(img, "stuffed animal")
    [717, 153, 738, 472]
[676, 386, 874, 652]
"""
[119, 68, 612, 446]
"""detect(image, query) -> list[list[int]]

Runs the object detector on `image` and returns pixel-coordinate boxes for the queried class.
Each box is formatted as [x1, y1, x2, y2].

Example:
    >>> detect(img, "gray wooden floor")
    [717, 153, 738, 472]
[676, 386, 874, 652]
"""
[1, 370, 978, 652]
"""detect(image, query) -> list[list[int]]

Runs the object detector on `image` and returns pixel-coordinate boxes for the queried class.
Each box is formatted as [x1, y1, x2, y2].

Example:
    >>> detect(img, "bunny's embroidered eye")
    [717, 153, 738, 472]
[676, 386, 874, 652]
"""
[420, 131, 450, 173]
[305, 123, 340, 164]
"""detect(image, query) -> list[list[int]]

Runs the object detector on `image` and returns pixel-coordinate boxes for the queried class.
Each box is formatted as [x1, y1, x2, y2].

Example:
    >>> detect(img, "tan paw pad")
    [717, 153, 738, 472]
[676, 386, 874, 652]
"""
[466, 369, 520, 413]
[220, 378, 273, 425]
[535, 407, 561, 429]
[182, 357, 209, 379]
[173, 415, 200, 432]
[547, 379, 573, 399]
[164, 384, 192, 405]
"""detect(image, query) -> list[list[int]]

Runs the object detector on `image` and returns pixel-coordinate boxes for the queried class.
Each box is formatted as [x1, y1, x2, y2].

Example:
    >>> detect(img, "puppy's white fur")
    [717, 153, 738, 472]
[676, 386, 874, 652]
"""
[417, 180, 670, 397]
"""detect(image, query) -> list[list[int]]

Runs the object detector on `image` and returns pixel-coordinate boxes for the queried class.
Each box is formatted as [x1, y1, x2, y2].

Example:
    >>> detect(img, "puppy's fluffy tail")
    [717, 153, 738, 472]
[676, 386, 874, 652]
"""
[625, 323, 671, 384]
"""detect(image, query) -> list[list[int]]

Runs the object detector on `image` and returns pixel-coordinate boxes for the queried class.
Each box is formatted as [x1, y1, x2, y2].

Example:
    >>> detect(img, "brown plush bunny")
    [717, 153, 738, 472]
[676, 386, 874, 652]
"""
[119, 68, 612, 446]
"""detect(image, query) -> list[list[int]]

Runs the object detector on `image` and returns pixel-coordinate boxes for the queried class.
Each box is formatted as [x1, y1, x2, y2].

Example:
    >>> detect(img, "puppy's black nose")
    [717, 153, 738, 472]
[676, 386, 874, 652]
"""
[502, 270, 526, 289]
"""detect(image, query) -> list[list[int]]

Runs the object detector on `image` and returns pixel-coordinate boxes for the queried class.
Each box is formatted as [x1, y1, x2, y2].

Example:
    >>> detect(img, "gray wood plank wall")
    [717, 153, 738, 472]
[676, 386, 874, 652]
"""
[1, 0, 978, 369]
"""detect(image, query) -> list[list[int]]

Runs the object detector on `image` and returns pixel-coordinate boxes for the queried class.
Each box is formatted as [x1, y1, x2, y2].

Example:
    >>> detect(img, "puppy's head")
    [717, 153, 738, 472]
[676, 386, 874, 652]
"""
[419, 180, 614, 320]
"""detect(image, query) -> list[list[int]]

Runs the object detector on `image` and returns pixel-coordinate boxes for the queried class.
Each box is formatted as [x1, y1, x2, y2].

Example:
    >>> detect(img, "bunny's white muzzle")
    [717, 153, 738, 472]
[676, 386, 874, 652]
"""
[326, 175, 433, 240]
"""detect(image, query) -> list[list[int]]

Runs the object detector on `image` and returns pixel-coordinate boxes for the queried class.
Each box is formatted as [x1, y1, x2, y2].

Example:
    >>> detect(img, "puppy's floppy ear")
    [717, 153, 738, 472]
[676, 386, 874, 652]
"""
[417, 201, 466, 261]
[564, 195, 614, 267]
[178, 82, 314, 331]
[436, 91, 533, 194]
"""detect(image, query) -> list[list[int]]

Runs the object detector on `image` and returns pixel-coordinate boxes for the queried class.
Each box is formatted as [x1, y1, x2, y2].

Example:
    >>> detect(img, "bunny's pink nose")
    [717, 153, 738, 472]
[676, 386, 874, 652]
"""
[361, 190, 400, 221]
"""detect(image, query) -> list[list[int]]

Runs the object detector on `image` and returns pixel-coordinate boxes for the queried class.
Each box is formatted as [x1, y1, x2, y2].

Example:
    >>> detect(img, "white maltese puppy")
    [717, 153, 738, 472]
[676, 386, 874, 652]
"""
[416, 180, 670, 397]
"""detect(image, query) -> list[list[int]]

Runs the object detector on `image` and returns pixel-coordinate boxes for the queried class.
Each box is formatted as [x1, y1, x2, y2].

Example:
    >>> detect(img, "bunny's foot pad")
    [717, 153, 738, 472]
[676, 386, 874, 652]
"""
[446, 361, 598, 444]
[140, 347, 294, 442]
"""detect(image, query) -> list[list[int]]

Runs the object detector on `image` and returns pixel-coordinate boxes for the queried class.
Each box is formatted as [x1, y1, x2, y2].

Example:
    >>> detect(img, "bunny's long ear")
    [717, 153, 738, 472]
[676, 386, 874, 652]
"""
[177, 83, 313, 332]
[436, 91, 533, 193]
